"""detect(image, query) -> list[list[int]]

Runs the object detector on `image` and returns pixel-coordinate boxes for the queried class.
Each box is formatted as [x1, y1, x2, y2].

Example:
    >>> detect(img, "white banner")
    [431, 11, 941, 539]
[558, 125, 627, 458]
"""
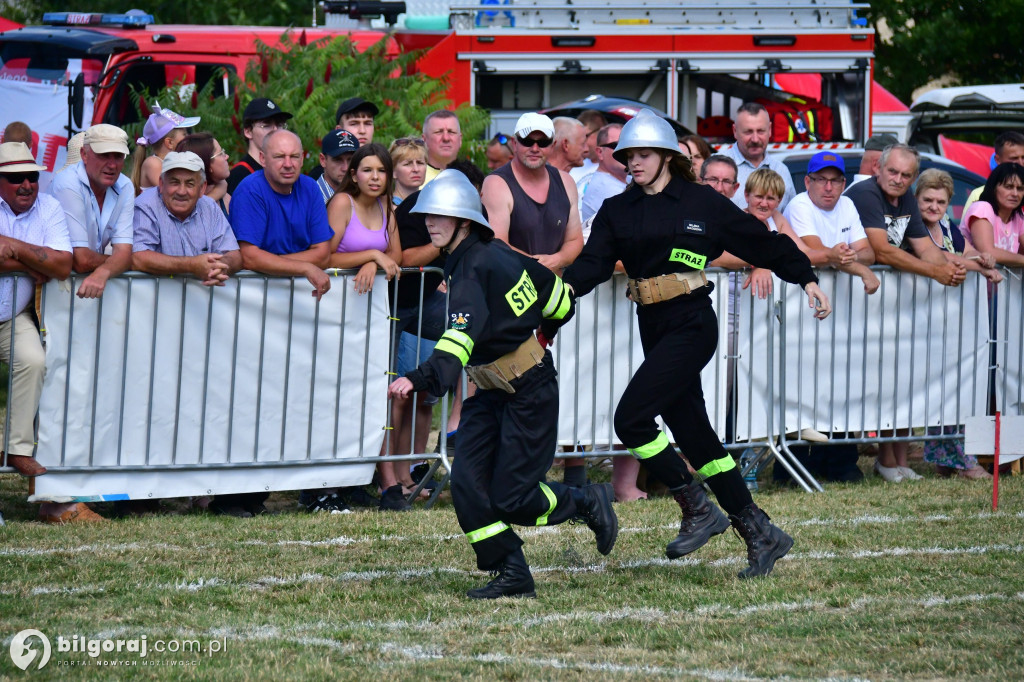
[32, 273, 387, 502]
[0, 60, 96, 192]
[736, 269, 990, 440]
[553, 271, 729, 447]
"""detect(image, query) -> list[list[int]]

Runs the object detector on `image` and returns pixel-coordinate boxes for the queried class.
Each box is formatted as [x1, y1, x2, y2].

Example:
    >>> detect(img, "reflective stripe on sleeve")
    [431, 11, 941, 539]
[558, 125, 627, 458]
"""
[535, 482, 557, 526]
[434, 329, 474, 366]
[466, 520, 510, 544]
[628, 431, 670, 460]
[697, 455, 737, 479]
[542, 276, 571, 320]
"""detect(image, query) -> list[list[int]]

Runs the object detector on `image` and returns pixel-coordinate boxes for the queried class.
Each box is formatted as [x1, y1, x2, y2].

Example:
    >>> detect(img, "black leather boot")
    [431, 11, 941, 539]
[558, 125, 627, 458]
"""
[572, 482, 618, 555]
[665, 480, 731, 559]
[466, 548, 536, 599]
[729, 503, 794, 579]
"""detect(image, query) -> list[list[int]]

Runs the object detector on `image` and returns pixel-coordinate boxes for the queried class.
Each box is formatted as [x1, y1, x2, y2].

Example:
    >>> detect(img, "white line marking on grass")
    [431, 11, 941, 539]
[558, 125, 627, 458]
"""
[382, 645, 766, 680]
[4, 510, 1021, 558]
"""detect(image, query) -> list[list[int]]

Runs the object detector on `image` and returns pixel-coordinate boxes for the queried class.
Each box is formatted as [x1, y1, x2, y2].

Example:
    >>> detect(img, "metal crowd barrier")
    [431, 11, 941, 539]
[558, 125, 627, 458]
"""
[3, 267, 1020, 499]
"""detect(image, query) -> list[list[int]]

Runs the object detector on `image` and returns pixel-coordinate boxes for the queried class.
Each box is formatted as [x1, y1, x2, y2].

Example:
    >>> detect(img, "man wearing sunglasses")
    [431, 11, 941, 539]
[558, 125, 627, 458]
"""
[482, 112, 583, 275]
[485, 134, 513, 171]
[0, 142, 73, 480]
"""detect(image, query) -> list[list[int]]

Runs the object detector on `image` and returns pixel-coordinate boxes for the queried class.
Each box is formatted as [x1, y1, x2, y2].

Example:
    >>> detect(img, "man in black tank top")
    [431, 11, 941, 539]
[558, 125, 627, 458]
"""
[482, 112, 584, 274]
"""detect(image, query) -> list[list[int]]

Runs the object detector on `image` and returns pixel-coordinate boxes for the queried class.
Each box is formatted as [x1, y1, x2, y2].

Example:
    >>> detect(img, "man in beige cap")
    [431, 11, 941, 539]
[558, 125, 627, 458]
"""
[47, 123, 134, 299]
[0, 144, 72, 476]
[133, 151, 240, 283]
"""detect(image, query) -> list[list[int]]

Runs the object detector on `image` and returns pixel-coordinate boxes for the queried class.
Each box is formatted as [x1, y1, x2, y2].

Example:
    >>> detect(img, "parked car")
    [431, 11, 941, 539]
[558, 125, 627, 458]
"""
[541, 94, 693, 137]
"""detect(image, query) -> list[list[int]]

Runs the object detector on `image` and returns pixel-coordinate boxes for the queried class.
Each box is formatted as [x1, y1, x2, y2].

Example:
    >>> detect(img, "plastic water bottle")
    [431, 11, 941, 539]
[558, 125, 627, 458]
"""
[739, 449, 759, 492]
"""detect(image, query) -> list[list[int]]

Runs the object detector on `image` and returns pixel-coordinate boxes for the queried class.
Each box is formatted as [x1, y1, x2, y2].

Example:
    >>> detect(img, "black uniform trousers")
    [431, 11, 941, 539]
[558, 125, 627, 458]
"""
[450, 355, 578, 570]
[613, 304, 753, 515]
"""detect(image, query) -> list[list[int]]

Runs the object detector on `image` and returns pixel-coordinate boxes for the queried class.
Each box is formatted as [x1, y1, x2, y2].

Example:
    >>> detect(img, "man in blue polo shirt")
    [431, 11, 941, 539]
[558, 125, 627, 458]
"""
[216, 130, 333, 518]
[230, 130, 332, 298]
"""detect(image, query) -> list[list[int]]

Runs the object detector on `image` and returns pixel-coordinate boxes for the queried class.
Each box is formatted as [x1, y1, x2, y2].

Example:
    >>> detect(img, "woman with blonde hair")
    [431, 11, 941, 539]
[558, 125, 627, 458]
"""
[388, 137, 427, 205]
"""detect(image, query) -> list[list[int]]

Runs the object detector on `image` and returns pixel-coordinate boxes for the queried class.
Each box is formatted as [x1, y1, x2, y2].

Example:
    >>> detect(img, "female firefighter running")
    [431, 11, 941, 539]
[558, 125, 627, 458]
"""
[387, 169, 617, 599]
[562, 110, 832, 578]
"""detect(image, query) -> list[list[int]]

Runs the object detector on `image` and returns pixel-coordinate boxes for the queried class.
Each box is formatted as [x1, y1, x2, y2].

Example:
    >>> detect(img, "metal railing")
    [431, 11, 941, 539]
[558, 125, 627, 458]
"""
[3, 266, 1019, 499]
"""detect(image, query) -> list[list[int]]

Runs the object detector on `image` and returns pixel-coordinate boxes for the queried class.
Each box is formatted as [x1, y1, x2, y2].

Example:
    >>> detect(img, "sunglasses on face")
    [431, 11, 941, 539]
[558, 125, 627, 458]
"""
[516, 135, 554, 149]
[0, 171, 39, 184]
[393, 137, 426, 148]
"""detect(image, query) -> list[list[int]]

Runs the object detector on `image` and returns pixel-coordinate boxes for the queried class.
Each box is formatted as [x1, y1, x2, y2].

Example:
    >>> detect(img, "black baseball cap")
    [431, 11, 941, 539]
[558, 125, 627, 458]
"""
[242, 97, 293, 122]
[335, 97, 379, 124]
[321, 129, 360, 157]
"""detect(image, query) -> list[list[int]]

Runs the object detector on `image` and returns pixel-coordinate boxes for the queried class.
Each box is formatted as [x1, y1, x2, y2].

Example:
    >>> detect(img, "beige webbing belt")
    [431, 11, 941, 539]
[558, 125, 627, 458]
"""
[463, 334, 545, 394]
[627, 271, 708, 305]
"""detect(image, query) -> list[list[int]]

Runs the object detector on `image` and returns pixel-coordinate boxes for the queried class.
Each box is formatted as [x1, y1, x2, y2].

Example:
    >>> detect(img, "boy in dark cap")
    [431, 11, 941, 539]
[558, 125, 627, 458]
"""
[226, 97, 293, 194]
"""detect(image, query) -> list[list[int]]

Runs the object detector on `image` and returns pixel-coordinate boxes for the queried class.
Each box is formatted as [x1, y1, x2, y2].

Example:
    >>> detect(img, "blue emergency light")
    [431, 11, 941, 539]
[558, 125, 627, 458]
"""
[42, 11, 154, 28]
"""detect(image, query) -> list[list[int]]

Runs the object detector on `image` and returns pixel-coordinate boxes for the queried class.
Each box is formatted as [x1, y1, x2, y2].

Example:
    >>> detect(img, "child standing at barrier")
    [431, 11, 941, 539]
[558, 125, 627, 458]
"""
[562, 109, 831, 579]
[130, 105, 200, 192]
[388, 169, 617, 599]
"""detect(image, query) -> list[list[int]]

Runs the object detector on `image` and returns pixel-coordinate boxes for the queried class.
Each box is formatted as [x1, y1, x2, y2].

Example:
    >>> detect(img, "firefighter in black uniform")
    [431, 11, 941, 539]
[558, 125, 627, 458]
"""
[562, 110, 832, 578]
[388, 169, 618, 599]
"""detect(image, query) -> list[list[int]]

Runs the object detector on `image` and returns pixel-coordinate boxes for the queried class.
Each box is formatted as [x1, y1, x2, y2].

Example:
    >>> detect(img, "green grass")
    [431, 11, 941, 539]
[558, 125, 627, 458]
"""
[1, 460, 1022, 681]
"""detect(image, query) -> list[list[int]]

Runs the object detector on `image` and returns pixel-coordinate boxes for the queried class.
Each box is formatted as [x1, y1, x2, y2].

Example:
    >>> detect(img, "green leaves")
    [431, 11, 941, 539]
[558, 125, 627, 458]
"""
[122, 31, 490, 172]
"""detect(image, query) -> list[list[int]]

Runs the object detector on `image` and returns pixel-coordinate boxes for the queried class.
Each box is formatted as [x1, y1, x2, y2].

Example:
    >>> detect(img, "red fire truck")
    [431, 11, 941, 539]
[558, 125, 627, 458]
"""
[0, 2, 876, 184]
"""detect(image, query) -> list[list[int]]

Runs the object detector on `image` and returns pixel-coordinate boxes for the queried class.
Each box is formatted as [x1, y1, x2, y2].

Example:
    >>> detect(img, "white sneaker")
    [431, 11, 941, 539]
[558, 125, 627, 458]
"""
[896, 466, 923, 481]
[786, 428, 830, 443]
[874, 460, 904, 482]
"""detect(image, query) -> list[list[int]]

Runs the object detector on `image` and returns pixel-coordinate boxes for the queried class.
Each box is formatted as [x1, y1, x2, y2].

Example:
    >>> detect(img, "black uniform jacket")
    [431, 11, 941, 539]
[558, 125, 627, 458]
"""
[564, 176, 818, 315]
[405, 231, 574, 397]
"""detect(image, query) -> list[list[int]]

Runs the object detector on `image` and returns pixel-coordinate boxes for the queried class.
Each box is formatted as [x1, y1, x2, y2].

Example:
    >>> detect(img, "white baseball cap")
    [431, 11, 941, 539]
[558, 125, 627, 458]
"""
[514, 112, 555, 139]
[161, 151, 205, 175]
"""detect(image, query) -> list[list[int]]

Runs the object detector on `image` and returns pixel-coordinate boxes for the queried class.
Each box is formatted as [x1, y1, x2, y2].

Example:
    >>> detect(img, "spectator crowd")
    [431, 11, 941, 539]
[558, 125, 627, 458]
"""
[1, 95, 1022, 525]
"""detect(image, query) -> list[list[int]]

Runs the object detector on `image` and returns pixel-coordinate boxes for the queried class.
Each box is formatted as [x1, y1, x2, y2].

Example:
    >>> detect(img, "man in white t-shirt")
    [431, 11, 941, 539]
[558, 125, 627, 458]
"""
[784, 151, 879, 293]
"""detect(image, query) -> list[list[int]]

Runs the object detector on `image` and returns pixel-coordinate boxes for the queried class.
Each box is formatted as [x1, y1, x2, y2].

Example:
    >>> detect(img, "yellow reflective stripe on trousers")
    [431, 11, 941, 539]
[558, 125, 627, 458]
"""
[542, 277, 571, 320]
[628, 431, 670, 460]
[697, 455, 737, 478]
[535, 482, 557, 526]
[435, 329, 474, 366]
[466, 520, 510, 544]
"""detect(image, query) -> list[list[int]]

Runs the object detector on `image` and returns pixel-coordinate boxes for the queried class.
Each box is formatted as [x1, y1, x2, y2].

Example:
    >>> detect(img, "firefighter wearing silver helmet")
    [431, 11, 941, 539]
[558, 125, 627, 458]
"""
[563, 109, 833, 579]
[389, 169, 618, 600]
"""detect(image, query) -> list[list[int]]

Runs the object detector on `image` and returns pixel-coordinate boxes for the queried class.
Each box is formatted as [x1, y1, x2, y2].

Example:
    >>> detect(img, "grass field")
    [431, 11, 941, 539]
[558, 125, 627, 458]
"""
[1, 460, 1022, 681]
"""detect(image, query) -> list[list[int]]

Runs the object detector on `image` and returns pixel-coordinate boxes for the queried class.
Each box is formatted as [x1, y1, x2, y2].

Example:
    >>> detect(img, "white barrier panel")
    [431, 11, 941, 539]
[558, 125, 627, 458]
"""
[737, 269, 990, 440]
[32, 274, 388, 502]
[553, 271, 729, 447]
[994, 271, 1024, 416]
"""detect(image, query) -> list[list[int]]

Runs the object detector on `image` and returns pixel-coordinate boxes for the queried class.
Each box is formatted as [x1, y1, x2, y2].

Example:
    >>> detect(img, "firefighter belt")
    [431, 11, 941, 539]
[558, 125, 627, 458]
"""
[627, 271, 708, 305]
[464, 334, 545, 394]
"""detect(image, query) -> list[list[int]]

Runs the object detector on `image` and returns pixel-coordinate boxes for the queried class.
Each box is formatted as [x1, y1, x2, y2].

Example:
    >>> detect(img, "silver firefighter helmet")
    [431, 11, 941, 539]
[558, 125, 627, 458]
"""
[613, 108, 681, 166]
[410, 169, 492, 237]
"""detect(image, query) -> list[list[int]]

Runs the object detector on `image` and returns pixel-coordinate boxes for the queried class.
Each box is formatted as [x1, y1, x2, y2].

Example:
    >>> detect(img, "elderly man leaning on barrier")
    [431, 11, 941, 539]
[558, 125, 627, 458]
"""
[0, 142, 72, 478]
[846, 143, 968, 289]
[47, 124, 135, 299]
[784, 151, 880, 294]
[0, 142, 104, 523]
[132, 151, 241, 283]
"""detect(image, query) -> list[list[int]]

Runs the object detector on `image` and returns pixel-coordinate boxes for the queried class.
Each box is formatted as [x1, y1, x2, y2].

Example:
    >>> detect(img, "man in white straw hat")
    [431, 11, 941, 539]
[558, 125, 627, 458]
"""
[0, 145, 72, 481]
[47, 123, 135, 299]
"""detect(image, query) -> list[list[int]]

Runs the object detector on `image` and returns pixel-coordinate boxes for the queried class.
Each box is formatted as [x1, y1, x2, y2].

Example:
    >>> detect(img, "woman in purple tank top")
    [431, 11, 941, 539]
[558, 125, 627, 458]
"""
[327, 143, 403, 293]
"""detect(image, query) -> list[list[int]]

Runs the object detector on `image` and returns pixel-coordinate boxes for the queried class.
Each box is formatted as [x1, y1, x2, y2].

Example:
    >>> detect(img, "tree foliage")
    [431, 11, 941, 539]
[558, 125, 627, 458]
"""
[123, 31, 490, 172]
[864, 0, 1024, 103]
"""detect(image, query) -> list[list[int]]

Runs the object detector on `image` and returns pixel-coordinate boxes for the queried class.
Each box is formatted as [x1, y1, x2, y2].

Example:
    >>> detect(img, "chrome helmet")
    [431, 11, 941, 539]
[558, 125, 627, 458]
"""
[613, 108, 681, 165]
[410, 169, 492, 237]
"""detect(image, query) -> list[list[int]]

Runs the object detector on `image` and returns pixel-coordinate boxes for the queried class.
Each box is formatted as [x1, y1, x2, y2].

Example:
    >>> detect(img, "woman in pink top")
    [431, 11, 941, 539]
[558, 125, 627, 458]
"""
[960, 162, 1024, 267]
[327, 143, 403, 293]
